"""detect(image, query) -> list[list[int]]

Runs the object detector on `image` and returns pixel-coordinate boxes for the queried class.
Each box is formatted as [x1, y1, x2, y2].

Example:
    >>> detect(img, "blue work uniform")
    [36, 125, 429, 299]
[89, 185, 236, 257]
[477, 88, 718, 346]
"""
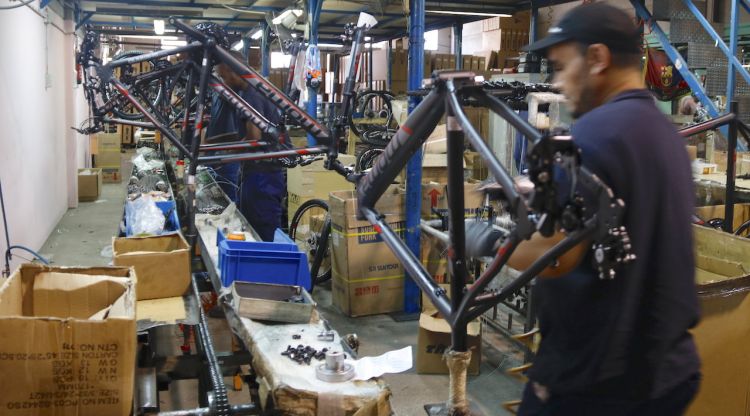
[236, 86, 286, 242]
[519, 90, 700, 415]
[205, 91, 241, 203]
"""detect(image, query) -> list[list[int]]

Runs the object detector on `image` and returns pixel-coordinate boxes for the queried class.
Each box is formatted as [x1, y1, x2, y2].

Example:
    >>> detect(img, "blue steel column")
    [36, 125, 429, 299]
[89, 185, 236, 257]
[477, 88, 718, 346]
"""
[242, 34, 251, 61]
[261, 22, 270, 77]
[306, 0, 322, 145]
[530, 2, 538, 43]
[726, 0, 739, 106]
[681, 0, 750, 88]
[631, 0, 720, 118]
[387, 40, 392, 90]
[404, 0, 425, 314]
[453, 21, 462, 69]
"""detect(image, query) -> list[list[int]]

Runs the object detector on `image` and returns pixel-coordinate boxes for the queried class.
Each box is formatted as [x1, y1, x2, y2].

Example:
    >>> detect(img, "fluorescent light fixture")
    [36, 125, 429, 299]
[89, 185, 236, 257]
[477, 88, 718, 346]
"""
[357, 12, 377, 28]
[232, 40, 244, 51]
[162, 40, 187, 46]
[272, 8, 303, 25]
[364, 36, 372, 41]
[153, 19, 165, 35]
[427, 10, 512, 17]
[317, 43, 344, 48]
[251, 29, 263, 40]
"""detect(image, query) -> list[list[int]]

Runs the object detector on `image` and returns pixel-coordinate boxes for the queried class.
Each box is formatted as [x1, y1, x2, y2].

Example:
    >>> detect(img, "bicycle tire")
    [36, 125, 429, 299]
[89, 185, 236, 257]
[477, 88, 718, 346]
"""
[289, 199, 332, 287]
[357, 90, 444, 212]
[101, 50, 160, 121]
[734, 219, 750, 237]
[356, 148, 383, 172]
[349, 90, 396, 138]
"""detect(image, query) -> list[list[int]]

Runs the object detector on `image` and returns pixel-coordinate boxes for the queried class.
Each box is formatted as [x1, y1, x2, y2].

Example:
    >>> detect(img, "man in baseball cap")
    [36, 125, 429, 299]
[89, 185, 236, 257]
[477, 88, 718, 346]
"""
[518, 3, 701, 415]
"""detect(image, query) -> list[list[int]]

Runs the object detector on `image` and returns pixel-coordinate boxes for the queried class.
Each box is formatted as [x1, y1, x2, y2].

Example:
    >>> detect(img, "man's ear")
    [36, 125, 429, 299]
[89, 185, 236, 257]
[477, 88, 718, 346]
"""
[586, 43, 611, 75]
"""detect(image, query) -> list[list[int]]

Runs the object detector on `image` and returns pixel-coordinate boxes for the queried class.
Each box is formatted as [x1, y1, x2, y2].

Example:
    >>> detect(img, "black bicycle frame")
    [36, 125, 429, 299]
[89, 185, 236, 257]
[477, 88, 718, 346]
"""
[356, 72, 621, 351]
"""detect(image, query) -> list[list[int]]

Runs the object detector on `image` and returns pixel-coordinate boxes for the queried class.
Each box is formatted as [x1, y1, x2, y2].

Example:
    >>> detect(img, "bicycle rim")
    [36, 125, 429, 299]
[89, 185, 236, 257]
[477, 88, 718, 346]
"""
[289, 199, 332, 285]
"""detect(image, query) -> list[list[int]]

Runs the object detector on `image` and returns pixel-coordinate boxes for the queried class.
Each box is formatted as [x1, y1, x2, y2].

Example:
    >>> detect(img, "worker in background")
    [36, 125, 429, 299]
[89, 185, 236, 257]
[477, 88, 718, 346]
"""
[205, 61, 241, 203]
[518, 3, 701, 415]
[217, 51, 285, 242]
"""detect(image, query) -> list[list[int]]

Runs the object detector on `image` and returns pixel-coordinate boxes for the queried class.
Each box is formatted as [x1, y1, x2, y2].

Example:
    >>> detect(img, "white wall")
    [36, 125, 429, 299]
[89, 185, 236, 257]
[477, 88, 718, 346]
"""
[0, 2, 86, 272]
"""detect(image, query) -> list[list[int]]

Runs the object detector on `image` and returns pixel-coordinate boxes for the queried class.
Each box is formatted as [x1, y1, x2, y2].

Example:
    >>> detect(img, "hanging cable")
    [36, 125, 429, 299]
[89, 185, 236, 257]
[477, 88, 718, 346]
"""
[0, 0, 34, 10]
[1, 180, 50, 277]
[1, 180, 10, 277]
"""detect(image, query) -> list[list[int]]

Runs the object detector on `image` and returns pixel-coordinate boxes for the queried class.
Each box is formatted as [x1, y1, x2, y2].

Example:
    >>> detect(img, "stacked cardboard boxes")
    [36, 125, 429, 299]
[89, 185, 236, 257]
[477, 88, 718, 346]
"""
[330, 187, 405, 317]
[93, 133, 122, 183]
[286, 154, 356, 225]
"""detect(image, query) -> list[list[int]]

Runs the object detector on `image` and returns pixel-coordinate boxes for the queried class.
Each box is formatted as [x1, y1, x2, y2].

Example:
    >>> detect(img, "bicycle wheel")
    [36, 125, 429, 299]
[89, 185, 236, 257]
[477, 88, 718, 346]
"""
[101, 50, 160, 121]
[348, 90, 397, 138]
[289, 199, 332, 287]
[356, 148, 383, 172]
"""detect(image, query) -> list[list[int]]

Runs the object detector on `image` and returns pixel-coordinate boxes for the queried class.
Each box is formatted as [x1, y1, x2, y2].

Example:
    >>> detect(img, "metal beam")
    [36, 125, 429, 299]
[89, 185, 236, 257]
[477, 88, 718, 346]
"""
[631, 0, 720, 119]
[453, 21, 462, 68]
[306, 0, 322, 146]
[86, 10, 262, 22]
[404, 0, 425, 314]
[76, 11, 95, 30]
[727, 0, 739, 107]
[261, 21, 270, 77]
[88, 20, 249, 32]
[681, 0, 750, 89]
[741, 0, 750, 14]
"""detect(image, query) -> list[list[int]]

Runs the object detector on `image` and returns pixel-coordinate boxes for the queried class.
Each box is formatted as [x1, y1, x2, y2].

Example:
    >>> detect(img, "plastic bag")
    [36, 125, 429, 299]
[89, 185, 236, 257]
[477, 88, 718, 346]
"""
[132, 153, 165, 172]
[125, 195, 165, 236]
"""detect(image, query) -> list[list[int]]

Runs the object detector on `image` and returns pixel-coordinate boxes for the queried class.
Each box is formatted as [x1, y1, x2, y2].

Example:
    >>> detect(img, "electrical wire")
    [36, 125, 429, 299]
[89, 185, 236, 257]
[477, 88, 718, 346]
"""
[220, 4, 266, 15]
[0, 180, 10, 276]
[0, 0, 34, 10]
[6, 246, 50, 265]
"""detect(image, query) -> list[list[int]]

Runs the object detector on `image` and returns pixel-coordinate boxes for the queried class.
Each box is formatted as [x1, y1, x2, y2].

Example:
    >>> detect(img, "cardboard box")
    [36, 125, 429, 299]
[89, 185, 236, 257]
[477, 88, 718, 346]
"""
[421, 153, 467, 184]
[421, 181, 484, 219]
[119, 125, 133, 145]
[78, 168, 103, 202]
[417, 311, 481, 375]
[0, 264, 136, 416]
[462, 56, 473, 71]
[101, 167, 122, 184]
[330, 188, 405, 316]
[112, 233, 191, 300]
[713, 150, 750, 173]
[94, 151, 121, 168]
[465, 151, 489, 180]
[688, 226, 750, 415]
[286, 154, 356, 225]
[421, 232, 448, 283]
[695, 203, 750, 231]
[96, 133, 120, 153]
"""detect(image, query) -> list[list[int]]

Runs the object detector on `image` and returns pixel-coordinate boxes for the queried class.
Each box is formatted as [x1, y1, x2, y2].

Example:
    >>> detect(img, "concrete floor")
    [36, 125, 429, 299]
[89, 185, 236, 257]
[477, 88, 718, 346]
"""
[37, 152, 525, 415]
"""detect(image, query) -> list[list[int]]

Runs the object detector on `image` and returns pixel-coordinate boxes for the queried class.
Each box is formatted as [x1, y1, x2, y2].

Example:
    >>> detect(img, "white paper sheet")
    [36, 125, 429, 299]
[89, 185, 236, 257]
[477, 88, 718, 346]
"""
[352, 346, 413, 381]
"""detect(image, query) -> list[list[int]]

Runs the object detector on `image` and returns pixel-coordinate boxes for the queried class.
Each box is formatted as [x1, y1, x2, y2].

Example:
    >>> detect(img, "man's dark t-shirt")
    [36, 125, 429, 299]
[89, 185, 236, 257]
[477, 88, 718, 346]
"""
[527, 89, 700, 400]
[236, 86, 287, 172]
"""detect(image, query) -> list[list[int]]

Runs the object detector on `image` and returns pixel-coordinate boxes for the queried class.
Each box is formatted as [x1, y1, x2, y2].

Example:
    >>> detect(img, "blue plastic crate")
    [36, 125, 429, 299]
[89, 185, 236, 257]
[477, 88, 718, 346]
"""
[218, 239, 311, 290]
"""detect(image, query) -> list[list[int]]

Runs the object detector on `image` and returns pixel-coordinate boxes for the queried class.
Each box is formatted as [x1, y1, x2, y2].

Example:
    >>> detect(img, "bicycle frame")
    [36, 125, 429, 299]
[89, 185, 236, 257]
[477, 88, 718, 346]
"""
[355, 72, 628, 354]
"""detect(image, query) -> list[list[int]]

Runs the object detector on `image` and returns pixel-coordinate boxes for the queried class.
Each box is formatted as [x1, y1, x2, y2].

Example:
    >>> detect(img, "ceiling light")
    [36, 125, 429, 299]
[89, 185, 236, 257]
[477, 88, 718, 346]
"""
[232, 40, 244, 51]
[317, 43, 344, 48]
[251, 29, 263, 40]
[153, 19, 165, 35]
[427, 10, 512, 17]
[364, 36, 372, 41]
[272, 8, 303, 25]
